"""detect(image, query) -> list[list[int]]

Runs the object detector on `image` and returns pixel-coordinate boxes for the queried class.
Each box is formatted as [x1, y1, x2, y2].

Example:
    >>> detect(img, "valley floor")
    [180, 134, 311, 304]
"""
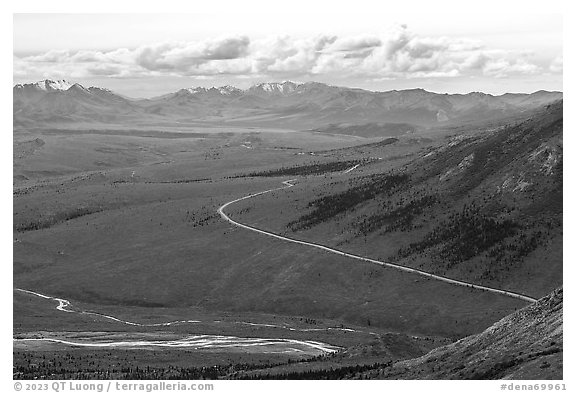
[13, 121, 562, 379]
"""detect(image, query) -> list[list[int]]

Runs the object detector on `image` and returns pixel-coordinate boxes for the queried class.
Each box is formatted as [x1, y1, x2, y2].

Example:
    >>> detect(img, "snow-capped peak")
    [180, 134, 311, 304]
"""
[260, 83, 275, 92]
[184, 87, 207, 95]
[35, 79, 74, 91]
[217, 85, 242, 95]
[251, 81, 304, 94]
[182, 86, 242, 96]
[13, 79, 79, 92]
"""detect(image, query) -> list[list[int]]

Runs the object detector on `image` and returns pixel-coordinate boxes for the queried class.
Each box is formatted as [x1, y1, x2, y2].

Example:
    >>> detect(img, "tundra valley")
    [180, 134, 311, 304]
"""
[13, 80, 563, 379]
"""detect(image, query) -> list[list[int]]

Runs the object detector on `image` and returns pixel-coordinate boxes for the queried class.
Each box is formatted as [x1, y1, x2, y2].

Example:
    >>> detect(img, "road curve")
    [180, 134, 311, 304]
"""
[217, 179, 538, 303]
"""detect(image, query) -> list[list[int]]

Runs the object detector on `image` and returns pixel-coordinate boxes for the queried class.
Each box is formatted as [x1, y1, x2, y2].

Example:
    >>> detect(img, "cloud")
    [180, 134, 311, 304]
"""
[13, 28, 548, 83]
[327, 36, 382, 52]
[248, 35, 336, 74]
[133, 36, 251, 72]
[549, 56, 563, 73]
[482, 57, 540, 78]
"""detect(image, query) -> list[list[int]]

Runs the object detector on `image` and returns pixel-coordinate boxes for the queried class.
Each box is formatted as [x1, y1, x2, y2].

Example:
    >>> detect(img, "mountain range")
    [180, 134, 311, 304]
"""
[13, 79, 563, 130]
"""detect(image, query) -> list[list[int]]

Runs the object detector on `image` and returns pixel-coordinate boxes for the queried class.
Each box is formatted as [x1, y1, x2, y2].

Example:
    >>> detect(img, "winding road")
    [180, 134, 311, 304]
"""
[218, 177, 538, 304]
[14, 164, 538, 355]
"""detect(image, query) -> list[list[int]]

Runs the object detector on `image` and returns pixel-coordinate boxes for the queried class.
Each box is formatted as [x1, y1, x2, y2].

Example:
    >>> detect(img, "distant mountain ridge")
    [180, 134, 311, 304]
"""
[13, 79, 139, 127]
[13, 79, 563, 130]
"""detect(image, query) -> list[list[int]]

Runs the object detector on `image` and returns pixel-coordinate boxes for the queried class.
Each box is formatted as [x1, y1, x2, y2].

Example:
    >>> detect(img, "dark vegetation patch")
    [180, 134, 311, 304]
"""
[313, 137, 399, 155]
[233, 160, 363, 178]
[386, 201, 557, 282]
[396, 204, 519, 268]
[144, 178, 212, 184]
[236, 361, 391, 380]
[354, 195, 438, 236]
[479, 229, 551, 281]
[13, 350, 349, 380]
[288, 173, 409, 231]
[14, 206, 104, 233]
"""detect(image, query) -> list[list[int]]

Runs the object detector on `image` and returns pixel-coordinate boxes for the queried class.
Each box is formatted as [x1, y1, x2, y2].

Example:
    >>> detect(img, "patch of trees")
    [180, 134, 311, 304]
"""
[12, 361, 241, 380]
[479, 230, 546, 281]
[233, 160, 362, 178]
[13, 351, 343, 380]
[289, 173, 409, 231]
[236, 361, 391, 380]
[397, 204, 519, 267]
[355, 195, 438, 236]
[147, 178, 212, 184]
[15, 206, 104, 232]
[313, 137, 399, 155]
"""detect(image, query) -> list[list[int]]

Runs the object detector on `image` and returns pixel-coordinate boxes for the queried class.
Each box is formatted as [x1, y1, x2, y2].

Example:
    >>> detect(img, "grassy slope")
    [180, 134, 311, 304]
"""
[233, 102, 562, 299]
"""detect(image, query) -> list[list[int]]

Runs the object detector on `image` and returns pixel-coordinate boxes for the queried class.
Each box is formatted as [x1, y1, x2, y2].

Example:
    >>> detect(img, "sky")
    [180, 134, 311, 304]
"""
[13, 13, 563, 98]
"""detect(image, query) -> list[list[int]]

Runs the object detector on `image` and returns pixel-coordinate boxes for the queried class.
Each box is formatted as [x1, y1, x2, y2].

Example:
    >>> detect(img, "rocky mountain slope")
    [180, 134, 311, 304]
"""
[369, 287, 563, 379]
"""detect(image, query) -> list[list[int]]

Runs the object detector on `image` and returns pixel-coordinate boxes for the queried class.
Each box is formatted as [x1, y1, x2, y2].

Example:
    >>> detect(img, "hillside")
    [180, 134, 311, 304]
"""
[226, 101, 562, 301]
[234, 288, 562, 379]
[372, 287, 563, 379]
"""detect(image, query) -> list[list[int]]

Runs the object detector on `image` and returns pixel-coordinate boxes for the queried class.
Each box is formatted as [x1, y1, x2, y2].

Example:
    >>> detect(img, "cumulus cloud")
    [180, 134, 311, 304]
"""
[133, 36, 251, 72]
[13, 27, 548, 82]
